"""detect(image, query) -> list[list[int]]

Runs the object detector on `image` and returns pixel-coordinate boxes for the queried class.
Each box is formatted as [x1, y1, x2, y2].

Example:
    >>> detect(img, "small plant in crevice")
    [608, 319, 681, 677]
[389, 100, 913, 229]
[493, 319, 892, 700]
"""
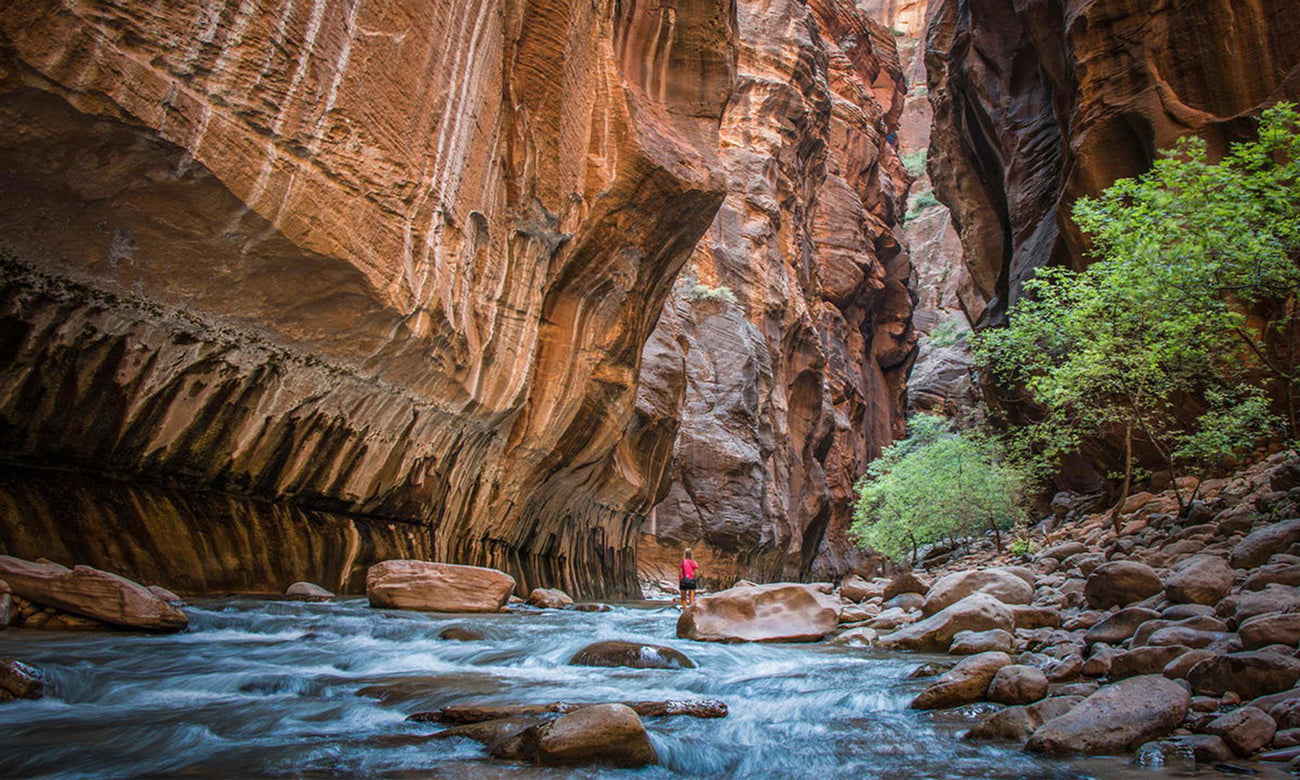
[686, 282, 738, 305]
[925, 318, 966, 349]
[902, 149, 927, 178]
[904, 189, 941, 223]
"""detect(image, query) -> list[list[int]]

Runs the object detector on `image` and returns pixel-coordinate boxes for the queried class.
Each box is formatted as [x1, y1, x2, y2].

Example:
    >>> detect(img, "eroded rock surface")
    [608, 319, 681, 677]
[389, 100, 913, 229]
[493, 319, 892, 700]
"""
[0, 0, 737, 599]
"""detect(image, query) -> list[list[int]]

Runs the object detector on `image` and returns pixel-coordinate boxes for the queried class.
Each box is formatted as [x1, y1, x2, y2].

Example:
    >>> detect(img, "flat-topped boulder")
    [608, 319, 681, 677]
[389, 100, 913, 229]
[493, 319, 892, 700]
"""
[366, 560, 515, 613]
[1025, 675, 1189, 755]
[676, 583, 840, 643]
[876, 593, 1013, 652]
[0, 556, 186, 631]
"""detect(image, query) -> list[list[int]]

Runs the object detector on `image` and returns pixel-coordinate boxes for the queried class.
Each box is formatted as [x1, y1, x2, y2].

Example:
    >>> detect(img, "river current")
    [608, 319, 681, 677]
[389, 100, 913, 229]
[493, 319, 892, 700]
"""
[0, 598, 1278, 778]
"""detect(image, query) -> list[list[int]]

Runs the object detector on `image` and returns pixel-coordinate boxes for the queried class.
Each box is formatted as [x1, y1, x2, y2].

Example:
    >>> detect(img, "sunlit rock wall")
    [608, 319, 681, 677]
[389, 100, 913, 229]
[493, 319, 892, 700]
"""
[0, 0, 736, 597]
[635, 0, 916, 589]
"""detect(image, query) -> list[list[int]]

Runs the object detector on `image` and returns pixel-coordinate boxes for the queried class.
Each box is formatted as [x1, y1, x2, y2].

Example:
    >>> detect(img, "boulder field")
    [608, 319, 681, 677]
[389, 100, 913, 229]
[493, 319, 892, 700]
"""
[825, 451, 1300, 770]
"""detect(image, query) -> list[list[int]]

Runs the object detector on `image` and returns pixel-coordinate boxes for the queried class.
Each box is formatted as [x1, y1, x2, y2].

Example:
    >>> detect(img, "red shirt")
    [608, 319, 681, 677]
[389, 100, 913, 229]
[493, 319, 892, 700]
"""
[680, 559, 698, 579]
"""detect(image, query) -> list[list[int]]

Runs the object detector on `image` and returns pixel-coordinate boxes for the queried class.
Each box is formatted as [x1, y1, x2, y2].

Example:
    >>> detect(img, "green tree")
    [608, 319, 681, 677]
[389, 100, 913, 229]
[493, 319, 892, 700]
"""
[974, 104, 1297, 528]
[851, 415, 1030, 564]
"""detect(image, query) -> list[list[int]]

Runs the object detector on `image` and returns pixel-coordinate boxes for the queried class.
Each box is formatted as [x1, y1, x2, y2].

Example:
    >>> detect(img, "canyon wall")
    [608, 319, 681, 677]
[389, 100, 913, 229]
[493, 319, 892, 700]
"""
[926, 0, 1300, 327]
[0, 0, 737, 597]
[636, 0, 916, 589]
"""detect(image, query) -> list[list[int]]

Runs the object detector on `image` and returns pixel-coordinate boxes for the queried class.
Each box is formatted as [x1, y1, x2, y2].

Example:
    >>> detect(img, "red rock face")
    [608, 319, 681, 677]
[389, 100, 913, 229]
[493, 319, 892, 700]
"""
[634, 0, 916, 588]
[926, 0, 1300, 325]
[0, 0, 736, 597]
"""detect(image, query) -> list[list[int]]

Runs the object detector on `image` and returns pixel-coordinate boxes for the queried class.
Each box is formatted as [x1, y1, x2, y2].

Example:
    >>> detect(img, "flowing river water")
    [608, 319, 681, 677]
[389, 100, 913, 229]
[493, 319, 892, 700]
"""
[0, 598, 1282, 778]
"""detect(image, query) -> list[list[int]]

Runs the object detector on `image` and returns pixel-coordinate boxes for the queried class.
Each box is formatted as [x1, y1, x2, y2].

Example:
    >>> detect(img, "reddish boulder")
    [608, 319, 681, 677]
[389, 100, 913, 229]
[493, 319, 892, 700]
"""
[676, 583, 840, 643]
[366, 560, 515, 613]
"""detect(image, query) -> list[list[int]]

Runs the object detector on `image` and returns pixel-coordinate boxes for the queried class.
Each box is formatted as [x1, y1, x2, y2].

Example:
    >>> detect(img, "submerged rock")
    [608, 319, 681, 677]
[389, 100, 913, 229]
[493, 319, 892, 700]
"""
[0, 556, 186, 631]
[676, 583, 840, 643]
[366, 560, 515, 613]
[410, 699, 728, 724]
[438, 626, 485, 641]
[0, 659, 44, 702]
[491, 703, 657, 767]
[286, 582, 334, 601]
[569, 641, 695, 670]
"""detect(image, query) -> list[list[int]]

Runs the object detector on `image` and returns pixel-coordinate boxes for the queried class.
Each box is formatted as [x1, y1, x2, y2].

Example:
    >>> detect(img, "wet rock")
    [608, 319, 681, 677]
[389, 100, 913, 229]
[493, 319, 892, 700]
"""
[966, 696, 1081, 741]
[1206, 706, 1276, 756]
[877, 594, 1014, 653]
[1240, 613, 1300, 650]
[490, 703, 656, 768]
[1025, 675, 1190, 755]
[286, 582, 334, 601]
[910, 652, 1012, 709]
[1139, 734, 1233, 764]
[908, 662, 951, 679]
[1232, 520, 1300, 569]
[1163, 649, 1217, 680]
[438, 626, 485, 641]
[569, 641, 694, 670]
[1269, 698, 1300, 730]
[410, 699, 728, 724]
[0, 556, 186, 631]
[1084, 607, 1161, 647]
[433, 715, 548, 752]
[1187, 651, 1300, 699]
[527, 588, 574, 610]
[146, 585, 185, 606]
[1273, 727, 1300, 747]
[0, 659, 44, 702]
[949, 628, 1014, 655]
[366, 560, 515, 613]
[987, 665, 1048, 705]
[676, 583, 840, 643]
[831, 628, 878, 647]
[572, 603, 612, 613]
[922, 569, 1033, 615]
[1164, 555, 1234, 605]
[1084, 561, 1163, 609]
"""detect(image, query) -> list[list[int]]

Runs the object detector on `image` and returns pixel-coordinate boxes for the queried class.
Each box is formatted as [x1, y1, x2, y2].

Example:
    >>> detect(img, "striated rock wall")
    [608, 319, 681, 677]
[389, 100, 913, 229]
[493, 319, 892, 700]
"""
[0, 0, 737, 598]
[926, 0, 1300, 326]
[635, 0, 916, 589]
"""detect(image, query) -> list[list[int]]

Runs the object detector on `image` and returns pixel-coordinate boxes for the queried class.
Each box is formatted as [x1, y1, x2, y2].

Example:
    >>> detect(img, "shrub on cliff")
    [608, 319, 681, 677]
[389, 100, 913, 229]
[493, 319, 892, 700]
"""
[974, 104, 1297, 526]
[851, 415, 1030, 564]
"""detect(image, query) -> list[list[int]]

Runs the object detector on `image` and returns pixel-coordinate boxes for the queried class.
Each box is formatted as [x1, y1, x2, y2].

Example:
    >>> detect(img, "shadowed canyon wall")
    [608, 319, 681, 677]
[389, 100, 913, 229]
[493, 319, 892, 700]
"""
[926, 0, 1300, 327]
[635, 0, 917, 589]
[0, 0, 738, 597]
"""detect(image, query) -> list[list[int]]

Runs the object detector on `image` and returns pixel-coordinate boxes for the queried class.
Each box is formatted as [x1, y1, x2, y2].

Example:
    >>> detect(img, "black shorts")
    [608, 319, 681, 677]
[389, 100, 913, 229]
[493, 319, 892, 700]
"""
[680, 577, 696, 591]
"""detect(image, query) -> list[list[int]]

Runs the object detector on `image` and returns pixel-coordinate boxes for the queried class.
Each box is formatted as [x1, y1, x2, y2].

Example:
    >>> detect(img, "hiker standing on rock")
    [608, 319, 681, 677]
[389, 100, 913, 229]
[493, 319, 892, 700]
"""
[679, 548, 699, 610]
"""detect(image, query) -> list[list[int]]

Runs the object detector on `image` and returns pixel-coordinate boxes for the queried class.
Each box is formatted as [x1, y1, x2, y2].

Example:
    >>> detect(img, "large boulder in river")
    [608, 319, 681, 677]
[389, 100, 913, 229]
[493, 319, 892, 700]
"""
[0, 556, 186, 631]
[910, 652, 1011, 709]
[876, 593, 1014, 653]
[569, 641, 695, 670]
[366, 560, 515, 613]
[922, 569, 1032, 615]
[1232, 520, 1300, 569]
[1084, 561, 1163, 609]
[1025, 675, 1190, 755]
[527, 588, 574, 609]
[491, 703, 657, 767]
[676, 583, 840, 643]
[1164, 555, 1234, 605]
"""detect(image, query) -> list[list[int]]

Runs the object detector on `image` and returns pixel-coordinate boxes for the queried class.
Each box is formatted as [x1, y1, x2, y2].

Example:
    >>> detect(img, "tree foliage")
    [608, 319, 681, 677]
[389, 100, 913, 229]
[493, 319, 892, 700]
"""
[973, 104, 1298, 524]
[851, 415, 1030, 563]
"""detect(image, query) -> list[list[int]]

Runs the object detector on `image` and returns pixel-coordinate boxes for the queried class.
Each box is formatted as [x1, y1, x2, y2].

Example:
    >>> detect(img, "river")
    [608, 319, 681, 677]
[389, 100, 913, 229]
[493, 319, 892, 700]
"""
[0, 598, 1280, 778]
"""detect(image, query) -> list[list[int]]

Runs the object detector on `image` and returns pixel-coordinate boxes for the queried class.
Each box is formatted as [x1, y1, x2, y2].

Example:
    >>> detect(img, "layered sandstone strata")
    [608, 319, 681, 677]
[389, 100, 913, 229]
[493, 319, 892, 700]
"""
[0, 0, 736, 597]
[635, 0, 916, 587]
[926, 0, 1300, 326]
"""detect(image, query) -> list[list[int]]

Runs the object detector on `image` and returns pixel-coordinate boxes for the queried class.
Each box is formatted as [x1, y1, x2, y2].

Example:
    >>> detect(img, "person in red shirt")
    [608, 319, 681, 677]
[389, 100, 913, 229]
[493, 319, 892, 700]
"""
[679, 548, 699, 610]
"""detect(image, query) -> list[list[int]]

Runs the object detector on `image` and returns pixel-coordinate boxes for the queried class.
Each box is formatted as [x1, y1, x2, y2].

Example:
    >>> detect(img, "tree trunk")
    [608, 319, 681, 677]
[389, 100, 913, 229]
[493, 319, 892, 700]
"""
[1110, 420, 1133, 534]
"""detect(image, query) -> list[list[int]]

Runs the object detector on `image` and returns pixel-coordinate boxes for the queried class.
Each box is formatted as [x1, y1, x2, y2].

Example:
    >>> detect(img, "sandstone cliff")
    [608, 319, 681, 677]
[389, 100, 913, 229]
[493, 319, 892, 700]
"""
[0, 0, 736, 597]
[926, 0, 1300, 326]
[636, 0, 916, 588]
